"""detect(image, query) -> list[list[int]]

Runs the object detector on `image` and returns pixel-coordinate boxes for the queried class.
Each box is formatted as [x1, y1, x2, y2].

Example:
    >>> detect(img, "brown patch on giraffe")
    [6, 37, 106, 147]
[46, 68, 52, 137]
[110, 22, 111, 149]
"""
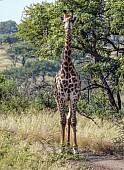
[69, 84, 73, 88]
[62, 80, 68, 85]
[72, 77, 77, 83]
[64, 50, 68, 55]
[64, 66, 69, 73]
[69, 62, 73, 67]
[69, 66, 73, 71]
[65, 45, 69, 50]
[67, 89, 71, 93]
[63, 61, 68, 66]
[60, 82, 63, 88]
[64, 55, 68, 60]
[61, 68, 65, 73]
[71, 69, 77, 76]
[67, 57, 71, 63]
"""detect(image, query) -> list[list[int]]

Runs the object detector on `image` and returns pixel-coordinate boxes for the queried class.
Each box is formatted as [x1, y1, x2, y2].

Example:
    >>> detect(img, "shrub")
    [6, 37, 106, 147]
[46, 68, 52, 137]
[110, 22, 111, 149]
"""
[0, 75, 30, 113]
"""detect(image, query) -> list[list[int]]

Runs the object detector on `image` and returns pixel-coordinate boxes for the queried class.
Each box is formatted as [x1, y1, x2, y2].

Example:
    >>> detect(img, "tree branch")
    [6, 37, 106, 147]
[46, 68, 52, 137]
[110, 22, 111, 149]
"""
[94, 37, 124, 54]
[77, 109, 100, 127]
[81, 83, 108, 91]
[71, 45, 83, 51]
[107, 38, 118, 50]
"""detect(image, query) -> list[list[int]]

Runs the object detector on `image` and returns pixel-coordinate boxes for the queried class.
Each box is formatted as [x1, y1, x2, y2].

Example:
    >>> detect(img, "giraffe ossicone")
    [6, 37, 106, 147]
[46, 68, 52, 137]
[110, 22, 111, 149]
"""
[54, 10, 81, 154]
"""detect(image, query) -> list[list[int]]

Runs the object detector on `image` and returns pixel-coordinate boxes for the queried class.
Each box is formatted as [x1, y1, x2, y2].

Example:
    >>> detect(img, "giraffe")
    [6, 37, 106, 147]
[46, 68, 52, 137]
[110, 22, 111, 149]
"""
[54, 10, 81, 154]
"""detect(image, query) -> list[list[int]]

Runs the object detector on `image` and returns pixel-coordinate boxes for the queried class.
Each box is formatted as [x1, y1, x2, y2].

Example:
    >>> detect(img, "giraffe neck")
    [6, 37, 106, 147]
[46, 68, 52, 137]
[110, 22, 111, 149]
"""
[63, 28, 72, 64]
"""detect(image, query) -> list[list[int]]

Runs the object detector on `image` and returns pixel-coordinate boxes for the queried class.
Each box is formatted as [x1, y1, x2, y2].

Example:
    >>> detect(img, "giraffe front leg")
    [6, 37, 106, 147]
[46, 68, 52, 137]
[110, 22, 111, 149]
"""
[67, 116, 71, 147]
[67, 106, 71, 147]
[71, 101, 79, 154]
[66, 107, 74, 154]
[59, 101, 66, 152]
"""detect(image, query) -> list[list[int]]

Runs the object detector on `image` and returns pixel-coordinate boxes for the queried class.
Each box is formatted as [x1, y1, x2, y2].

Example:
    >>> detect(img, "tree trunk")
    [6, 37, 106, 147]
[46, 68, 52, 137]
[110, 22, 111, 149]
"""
[115, 76, 121, 110]
[22, 56, 26, 66]
[93, 51, 119, 113]
[117, 92, 121, 110]
[100, 73, 119, 113]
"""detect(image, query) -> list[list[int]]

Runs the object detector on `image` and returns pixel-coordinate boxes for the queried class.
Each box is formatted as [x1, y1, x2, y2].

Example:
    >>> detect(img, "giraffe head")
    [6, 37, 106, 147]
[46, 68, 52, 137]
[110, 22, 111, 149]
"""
[60, 10, 77, 30]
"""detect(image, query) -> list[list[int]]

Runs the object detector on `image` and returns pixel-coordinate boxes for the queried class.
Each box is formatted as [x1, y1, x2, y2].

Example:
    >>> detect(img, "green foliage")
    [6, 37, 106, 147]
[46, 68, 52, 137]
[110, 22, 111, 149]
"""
[0, 131, 43, 169]
[0, 73, 5, 83]
[1, 0, 124, 117]
[3, 59, 59, 83]
[0, 20, 18, 34]
[7, 42, 32, 55]
[17, 2, 64, 58]
[119, 55, 124, 78]
[106, 0, 124, 35]
[2, 34, 18, 45]
[7, 41, 36, 66]
[0, 75, 29, 113]
[17, 0, 124, 114]
[17, 0, 124, 58]
[83, 58, 121, 82]
[0, 129, 88, 170]
[78, 89, 112, 119]
[33, 88, 57, 111]
[0, 78, 16, 101]
[1, 58, 59, 112]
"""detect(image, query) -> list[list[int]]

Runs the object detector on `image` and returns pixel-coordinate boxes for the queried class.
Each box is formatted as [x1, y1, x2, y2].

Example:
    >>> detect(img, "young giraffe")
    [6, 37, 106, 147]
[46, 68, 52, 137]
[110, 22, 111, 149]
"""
[54, 10, 81, 154]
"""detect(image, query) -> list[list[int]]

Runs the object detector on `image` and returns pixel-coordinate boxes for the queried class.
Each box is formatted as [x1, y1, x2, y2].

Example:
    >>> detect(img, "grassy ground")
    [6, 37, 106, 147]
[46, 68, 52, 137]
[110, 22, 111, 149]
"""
[0, 109, 121, 170]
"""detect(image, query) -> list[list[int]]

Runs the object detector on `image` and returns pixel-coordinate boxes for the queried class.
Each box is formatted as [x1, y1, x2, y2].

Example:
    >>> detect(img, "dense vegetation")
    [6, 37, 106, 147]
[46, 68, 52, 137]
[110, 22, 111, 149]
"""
[0, 0, 124, 118]
[17, 0, 124, 115]
[0, 1, 124, 169]
[0, 20, 18, 34]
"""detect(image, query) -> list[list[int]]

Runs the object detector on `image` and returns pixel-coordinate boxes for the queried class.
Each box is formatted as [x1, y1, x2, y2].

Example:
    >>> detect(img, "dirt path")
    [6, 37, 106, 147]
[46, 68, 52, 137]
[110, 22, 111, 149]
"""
[87, 153, 124, 170]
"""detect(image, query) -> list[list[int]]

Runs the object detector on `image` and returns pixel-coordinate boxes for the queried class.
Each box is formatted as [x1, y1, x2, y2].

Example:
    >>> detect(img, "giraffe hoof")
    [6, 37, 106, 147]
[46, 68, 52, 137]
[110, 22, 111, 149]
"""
[59, 146, 66, 154]
[73, 147, 79, 154]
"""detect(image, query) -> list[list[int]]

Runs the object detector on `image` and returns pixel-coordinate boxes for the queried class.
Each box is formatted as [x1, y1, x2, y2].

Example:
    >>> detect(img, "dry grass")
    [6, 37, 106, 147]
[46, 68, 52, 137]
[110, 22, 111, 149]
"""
[77, 118, 118, 152]
[0, 110, 60, 143]
[0, 109, 122, 169]
[0, 110, 117, 147]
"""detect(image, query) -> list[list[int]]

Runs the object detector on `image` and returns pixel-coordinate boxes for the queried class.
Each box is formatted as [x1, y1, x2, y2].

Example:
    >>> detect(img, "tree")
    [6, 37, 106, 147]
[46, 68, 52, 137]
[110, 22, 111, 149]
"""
[17, 0, 124, 113]
[0, 20, 18, 34]
[2, 34, 19, 46]
[7, 42, 36, 66]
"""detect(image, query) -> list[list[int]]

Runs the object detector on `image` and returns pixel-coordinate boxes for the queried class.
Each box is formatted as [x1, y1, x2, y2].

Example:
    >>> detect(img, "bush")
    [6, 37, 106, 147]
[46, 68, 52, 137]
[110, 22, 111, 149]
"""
[0, 75, 30, 113]
[78, 88, 124, 121]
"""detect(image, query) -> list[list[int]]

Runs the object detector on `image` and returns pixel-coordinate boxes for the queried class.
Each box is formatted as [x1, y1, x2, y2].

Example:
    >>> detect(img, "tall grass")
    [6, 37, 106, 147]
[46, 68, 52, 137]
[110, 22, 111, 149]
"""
[0, 109, 121, 169]
[0, 110, 118, 146]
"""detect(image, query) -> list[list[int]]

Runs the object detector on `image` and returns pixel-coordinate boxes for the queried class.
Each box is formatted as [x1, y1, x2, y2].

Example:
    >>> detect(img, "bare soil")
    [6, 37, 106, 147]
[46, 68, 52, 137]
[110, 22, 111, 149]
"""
[86, 151, 124, 170]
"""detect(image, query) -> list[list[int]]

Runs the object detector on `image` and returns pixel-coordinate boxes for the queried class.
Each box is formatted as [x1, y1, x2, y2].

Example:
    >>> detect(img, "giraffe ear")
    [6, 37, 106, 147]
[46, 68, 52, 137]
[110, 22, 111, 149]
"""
[63, 10, 67, 14]
[60, 16, 64, 22]
[71, 17, 77, 23]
